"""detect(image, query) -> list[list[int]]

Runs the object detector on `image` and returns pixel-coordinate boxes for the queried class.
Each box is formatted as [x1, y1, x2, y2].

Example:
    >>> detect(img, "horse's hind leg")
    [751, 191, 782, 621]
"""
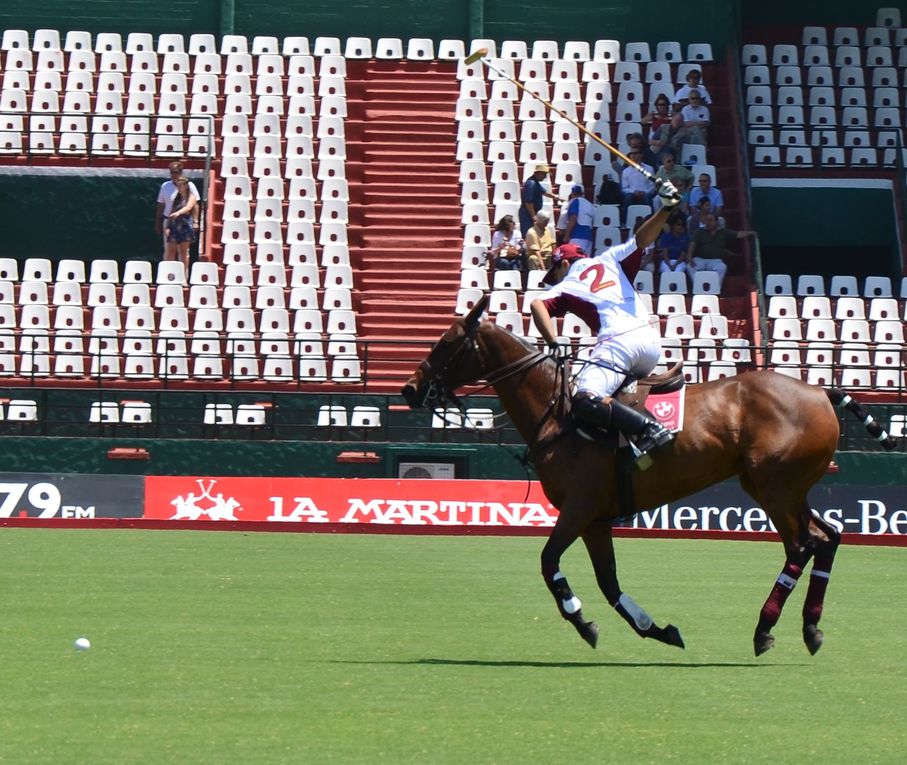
[541, 509, 599, 648]
[753, 542, 809, 656]
[741, 475, 815, 656]
[581, 519, 685, 649]
[801, 513, 841, 655]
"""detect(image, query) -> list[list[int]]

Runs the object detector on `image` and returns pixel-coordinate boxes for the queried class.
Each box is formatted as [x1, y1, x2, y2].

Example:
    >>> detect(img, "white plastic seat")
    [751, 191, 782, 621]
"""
[833, 296, 865, 320]
[863, 276, 892, 298]
[22, 258, 53, 282]
[796, 275, 825, 296]
[805, 319, 837, 342]
[204, 404, 234, 425]
[874, 321, 904, 344]
[771, 318, 802, 341]
[664, 314, 695, 339]
[156, 261, 187, 285]
[592, 39, 620, 63]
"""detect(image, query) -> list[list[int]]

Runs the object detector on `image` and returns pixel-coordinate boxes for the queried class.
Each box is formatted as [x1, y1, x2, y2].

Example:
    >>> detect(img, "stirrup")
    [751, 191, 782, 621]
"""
[632, 424, 675, 471]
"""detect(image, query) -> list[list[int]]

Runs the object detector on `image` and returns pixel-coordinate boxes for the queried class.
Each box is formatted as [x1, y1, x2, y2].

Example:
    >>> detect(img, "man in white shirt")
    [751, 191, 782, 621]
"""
[670, 89, 710, 156]
[530, 181, 680, 468]
[155, 160, 201, 256]
[620, 150, 656, 215]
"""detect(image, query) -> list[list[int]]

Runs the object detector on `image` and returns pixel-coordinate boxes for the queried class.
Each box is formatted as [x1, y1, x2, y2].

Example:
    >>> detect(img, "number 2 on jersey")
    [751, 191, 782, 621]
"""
[579, 263, 616, 293]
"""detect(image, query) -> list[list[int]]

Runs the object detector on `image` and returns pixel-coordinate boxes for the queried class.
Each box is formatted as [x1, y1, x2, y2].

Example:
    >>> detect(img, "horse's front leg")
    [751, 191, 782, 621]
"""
[541, 510, 599, 648]
[582, 519, 685, 649]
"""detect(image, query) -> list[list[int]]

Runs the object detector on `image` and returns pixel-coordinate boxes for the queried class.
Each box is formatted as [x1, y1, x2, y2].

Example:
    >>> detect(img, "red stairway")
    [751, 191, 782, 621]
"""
[343, 59, 463, 391]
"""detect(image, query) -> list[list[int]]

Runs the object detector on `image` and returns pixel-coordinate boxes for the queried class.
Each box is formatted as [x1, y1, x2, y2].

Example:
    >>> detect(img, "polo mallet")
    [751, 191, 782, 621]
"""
[463, 48, 679, 201]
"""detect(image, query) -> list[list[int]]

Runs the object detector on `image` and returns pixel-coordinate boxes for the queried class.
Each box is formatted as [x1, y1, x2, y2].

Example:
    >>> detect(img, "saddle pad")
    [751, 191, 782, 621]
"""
[647, 386, 686, 432]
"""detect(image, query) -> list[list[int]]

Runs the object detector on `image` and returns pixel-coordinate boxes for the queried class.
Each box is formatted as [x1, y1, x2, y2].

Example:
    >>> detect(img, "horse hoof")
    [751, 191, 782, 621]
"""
[804, 625, 824, 655]
[663, 624, 685, 649]
[580, 621, 599, 649]
[754, 631, 775, 657]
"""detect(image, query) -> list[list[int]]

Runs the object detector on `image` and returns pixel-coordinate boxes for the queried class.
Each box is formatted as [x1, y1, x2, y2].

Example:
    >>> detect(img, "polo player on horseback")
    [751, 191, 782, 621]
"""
[530, 180, 681, 468]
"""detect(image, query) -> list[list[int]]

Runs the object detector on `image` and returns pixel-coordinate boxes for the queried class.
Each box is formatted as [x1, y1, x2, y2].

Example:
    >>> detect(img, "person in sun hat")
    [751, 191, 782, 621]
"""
[562, 183, 595, 253]
[519, 162, 561, 237]
[530, 181, 681, 469]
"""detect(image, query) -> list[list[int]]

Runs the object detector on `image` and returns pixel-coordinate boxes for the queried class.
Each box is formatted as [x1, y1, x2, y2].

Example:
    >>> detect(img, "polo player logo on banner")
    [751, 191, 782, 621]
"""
[170, 479, 243, 521]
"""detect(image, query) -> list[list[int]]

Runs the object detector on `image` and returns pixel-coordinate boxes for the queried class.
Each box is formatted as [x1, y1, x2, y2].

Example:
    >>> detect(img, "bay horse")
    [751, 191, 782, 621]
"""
[402, 296, 897, 656]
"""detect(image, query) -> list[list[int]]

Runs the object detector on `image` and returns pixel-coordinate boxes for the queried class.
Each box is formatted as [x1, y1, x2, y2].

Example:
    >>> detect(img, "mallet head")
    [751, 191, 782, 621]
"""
[463, 47, 490, 65]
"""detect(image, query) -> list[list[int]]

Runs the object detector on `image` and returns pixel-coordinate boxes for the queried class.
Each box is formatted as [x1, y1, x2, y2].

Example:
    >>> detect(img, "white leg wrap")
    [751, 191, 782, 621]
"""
[562, 596, 582, 614]
[777, 573, 798, 589]
[811, 570, 831, 580]
[618, 593, 653, 631]
[552, 572, 582, 613]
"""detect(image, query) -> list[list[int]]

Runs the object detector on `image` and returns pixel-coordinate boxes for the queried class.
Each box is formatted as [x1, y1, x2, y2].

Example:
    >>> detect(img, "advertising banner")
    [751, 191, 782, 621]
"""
[143, 476, 907, 536]
[0, 473, 144, 519]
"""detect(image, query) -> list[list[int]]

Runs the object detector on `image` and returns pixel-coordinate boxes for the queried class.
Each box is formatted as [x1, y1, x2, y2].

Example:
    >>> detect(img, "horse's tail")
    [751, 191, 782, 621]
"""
[826, 389, 899, 451]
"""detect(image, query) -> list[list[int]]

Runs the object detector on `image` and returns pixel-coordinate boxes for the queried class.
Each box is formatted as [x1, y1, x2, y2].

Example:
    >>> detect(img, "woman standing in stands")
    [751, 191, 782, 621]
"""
[165, 176, 197, 270]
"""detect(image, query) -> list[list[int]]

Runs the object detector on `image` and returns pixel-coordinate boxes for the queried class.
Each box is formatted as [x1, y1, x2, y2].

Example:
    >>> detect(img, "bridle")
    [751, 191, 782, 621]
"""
[415, 319, 549, 411]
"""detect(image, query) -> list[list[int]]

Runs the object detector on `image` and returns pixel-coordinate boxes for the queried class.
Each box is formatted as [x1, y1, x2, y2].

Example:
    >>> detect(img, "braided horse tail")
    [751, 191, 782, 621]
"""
[826, 389, 899, 451]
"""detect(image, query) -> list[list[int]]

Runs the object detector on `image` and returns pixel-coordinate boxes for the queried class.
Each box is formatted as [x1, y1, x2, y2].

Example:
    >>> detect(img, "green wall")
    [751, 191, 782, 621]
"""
[0, 437, 899, 485]
[752, 187, 897, 249]
[0, 1, 219, 37]
[1, 0, 736, 47]
[0, 437, 532, 479]
[0, 0, 888, 49]
[740, 0, 896, 26]
[751, 185, 901, 277]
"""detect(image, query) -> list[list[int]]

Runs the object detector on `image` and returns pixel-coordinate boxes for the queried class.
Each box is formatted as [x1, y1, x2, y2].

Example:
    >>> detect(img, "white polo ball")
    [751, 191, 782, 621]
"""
[74, 637, 91, 651]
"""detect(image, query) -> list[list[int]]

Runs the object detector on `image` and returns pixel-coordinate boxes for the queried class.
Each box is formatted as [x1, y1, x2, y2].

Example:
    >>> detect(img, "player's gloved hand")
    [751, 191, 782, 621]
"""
[656, 178, 681, 207]
[547, 339, 561, 355]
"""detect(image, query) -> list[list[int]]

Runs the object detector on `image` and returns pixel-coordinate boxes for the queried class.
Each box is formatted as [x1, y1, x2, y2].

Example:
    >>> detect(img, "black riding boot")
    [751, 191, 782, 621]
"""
[573, 395, 675, 470]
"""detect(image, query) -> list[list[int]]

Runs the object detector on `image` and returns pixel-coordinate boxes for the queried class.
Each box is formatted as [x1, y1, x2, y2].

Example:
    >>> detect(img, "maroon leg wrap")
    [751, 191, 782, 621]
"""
[758, 562, 803, 631]
[802, 571, 830, 626]
[802, 535, 838, 627]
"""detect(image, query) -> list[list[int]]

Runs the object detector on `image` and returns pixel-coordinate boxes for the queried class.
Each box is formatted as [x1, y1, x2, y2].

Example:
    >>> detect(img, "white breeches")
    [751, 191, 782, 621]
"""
[576, 323, 661, 398]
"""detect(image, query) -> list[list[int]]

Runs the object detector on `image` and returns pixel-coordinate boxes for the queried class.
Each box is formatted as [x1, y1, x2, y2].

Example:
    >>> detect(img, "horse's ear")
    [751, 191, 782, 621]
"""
[463, 294, 489, 330]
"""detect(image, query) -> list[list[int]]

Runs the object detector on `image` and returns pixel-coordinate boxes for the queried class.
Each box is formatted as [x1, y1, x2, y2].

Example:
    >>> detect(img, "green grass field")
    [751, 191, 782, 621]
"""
[1, 530, 904, 765]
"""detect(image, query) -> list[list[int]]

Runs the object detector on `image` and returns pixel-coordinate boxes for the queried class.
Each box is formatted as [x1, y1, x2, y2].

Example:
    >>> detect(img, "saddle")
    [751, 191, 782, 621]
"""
[614, 361, 685, 414]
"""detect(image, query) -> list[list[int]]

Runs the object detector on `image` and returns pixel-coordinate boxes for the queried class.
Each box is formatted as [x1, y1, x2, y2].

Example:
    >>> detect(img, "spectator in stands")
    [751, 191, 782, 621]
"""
[519, 163, 560, 237]
[670, 89, 710, 158]
[656, 214, 692, 275]
[672, 68, 713, 109]
[689, 173, 725, 217]
[165, 176, 198, 270]
[562, 184, 595, 253]
[155, 160, 200, 257]
[612, 132, 658, 178]
[654, 151, 693, 213]
[620, 149, 656, 214]
[525, 212, 555, 270]
[688, 212, 755, 289]
[642, 95, 675, 160]
[687, 196, 725, 233]
[490, 214, 527, 272]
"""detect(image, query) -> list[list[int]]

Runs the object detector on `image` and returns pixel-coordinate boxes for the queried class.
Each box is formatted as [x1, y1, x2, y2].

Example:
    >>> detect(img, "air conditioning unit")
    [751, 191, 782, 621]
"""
[398, 462, 457, 480]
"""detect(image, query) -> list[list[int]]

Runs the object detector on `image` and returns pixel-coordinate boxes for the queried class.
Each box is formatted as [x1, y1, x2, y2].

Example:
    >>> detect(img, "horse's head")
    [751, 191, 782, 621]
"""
[401, 295, 489, 409]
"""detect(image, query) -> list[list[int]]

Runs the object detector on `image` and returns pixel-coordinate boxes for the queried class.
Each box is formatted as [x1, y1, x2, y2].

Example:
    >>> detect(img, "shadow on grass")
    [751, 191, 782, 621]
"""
[326, 658, 797, 669]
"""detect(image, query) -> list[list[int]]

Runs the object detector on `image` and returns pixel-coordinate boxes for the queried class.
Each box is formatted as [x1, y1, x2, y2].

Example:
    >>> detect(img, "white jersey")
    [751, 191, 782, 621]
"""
[542, 237, 653, 340]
